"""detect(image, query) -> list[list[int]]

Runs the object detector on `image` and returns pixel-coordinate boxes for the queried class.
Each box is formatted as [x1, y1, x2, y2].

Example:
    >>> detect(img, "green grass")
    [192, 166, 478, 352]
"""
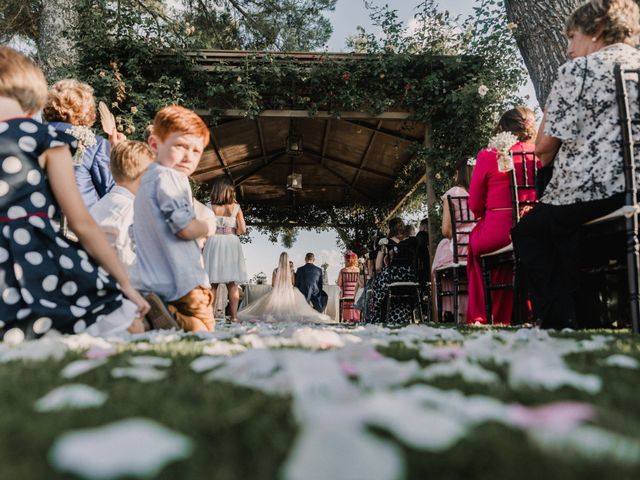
[0, 329, 639, 480]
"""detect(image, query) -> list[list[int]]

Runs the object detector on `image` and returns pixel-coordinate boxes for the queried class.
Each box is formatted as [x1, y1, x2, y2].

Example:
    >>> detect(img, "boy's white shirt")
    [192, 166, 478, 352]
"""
[89, 185, 137, 269]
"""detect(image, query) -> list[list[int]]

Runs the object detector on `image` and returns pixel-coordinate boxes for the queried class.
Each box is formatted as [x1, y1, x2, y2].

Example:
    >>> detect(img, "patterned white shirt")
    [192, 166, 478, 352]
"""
[542, 43, 640, 205]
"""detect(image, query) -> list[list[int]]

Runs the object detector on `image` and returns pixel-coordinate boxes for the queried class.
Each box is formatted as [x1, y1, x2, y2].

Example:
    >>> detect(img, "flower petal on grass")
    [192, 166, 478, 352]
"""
[35, 384, 107, 412]
[283, 421, 404, 480]
[602, 354, 640, 369]
[111, 366, 167, 382]
[60, 359, 107, 379]
[190, 356, 226, 373]
[49, 418, 193, 479]
[128, 355, 172, 368]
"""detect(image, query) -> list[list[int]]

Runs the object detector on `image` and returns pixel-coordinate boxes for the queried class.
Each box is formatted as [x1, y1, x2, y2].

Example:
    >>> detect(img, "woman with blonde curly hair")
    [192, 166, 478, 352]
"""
[512, 0, 640, 329]
[43, 79, 117, 209]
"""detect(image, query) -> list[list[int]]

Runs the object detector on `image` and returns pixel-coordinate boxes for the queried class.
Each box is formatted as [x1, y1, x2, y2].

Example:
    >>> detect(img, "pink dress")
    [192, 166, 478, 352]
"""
[466, 142, 536, 325]
[431, 186, 472, 321]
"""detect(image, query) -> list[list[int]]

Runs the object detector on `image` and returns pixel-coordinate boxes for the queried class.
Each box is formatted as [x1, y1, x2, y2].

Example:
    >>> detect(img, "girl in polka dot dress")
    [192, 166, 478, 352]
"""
[0, 47, 149, 342]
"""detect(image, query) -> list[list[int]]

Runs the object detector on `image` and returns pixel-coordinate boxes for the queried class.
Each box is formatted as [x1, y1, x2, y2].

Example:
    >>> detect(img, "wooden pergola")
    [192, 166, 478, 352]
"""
[190, 51, 431, 208]
[189, 50, 440, 252]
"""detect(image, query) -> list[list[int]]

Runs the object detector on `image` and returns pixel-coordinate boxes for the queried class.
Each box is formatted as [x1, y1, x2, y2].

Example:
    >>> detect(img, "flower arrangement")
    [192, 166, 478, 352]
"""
[488, 131, 518, 172]
[478, 85, 489, 97]
[65, 126, 97, 166]
[378, 238, 389, 247]
[467, 157, 476, 167]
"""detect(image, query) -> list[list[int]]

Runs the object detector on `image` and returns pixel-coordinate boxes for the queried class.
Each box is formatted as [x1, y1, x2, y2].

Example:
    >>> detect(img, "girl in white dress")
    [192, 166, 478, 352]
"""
[238, 252, 331, 323]
[202, 178, 248, 321]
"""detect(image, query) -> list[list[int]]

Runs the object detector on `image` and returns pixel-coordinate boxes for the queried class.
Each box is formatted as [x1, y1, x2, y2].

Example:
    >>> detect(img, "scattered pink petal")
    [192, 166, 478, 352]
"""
[86, 347, 117, 360]
[508, 402, 596, 432]
[339, 361, 359, 377]
[368, 350, 383, 360]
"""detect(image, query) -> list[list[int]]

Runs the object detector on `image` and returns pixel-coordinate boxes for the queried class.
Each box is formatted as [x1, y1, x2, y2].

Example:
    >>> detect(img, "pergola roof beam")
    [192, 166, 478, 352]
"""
[235, 152, 286, 186]
[305, 150, 395, 181]
[197, 109, 412, 120]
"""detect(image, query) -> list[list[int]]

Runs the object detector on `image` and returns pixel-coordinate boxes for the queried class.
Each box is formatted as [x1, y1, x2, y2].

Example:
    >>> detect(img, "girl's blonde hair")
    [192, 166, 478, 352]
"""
[0, 47, 48, 113]
[566, 0, 640, 46]
[210, 176, 237, 205]
[43, 79, 97, 127]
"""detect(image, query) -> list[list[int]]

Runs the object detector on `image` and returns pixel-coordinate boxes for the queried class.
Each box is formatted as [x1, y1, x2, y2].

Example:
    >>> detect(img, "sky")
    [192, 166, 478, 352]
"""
[243, 0, 538, 285]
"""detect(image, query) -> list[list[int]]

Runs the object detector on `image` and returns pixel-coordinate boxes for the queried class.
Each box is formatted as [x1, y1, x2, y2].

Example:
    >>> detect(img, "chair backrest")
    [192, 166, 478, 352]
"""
[615, 65, 640, 207]
[447, 195, 479, 264]
[509, 150, 541, 224]
[340, 270, 360, 297]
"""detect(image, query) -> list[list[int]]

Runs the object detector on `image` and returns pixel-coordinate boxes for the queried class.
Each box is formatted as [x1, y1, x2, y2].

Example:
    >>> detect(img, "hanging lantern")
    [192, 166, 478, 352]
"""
[287, 172, 302, 191]
[286, 130, 303, 156]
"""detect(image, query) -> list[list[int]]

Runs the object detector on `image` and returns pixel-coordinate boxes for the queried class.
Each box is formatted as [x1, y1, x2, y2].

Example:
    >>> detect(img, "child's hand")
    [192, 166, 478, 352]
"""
[108, 129, 127, 147]
[120, 283, 150, 317]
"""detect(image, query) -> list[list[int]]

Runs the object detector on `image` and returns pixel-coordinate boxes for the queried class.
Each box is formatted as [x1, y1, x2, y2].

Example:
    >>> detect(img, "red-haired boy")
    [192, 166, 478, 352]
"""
[131, 106, 216, 331]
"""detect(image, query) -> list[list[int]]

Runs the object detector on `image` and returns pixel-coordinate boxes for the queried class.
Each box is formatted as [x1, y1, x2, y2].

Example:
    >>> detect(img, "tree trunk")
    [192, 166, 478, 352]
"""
[505, 0, 581, 107]
[37, 0, 78, 81]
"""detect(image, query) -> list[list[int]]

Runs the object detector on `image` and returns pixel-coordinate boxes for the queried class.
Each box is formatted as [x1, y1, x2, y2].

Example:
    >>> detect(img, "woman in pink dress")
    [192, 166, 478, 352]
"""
[466, 107, 536, 325]
[337, 251, 363, 322]
[432, 159, 474, 322]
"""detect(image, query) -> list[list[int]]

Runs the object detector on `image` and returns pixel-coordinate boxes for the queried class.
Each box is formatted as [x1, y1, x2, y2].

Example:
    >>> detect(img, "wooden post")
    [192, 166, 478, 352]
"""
[423, 124, 439, 322]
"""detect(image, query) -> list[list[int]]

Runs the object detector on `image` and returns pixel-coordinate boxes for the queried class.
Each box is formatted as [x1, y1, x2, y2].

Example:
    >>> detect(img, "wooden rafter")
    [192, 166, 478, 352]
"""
[382, 172, 426, 224]
[305, 150, 395, 181]
[341, 119, 422, 142]
[351, 120, 382, 186]
[197, 109, 412, 120]
[210, 132, 234, 183]
[306, 154, 374, 202]
[255, 118, 269, 165]
[234, 152, 286, 186]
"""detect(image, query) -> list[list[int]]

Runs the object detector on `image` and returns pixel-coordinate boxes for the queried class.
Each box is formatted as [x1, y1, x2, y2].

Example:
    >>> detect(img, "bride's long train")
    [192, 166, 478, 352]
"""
[238, 253, 331, 323]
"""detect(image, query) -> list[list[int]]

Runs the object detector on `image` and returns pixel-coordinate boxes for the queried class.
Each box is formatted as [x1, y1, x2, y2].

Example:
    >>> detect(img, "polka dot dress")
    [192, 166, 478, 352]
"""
[0, 118, 124, 338]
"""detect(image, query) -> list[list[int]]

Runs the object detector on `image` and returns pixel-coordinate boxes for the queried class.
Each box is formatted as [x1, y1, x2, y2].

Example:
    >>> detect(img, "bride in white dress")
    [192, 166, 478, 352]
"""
[238, 252, 331, 323]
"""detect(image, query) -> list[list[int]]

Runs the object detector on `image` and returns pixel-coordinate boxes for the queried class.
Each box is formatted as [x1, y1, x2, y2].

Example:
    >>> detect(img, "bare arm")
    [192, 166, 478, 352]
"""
[235, 205, 247, 235]
[43, 147, 149, 317]
[176, 218, 211, 240]
[535, 109, 562, 167]
[441, 200, 452, 239]
[375, 250, 384, 272]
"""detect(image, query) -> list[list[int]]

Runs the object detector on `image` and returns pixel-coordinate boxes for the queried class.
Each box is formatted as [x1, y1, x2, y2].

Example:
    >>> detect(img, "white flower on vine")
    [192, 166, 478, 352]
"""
[488, 131, 518, 172]
[435, 173, 442, 180]
[478, 85, 489, 97]
[467, 157, 476, 167]
[65, 126, 96, 166]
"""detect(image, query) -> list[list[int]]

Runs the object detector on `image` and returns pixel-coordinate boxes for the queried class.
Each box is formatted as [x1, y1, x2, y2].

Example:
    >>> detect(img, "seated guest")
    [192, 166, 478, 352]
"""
[431, 158, 474, 322]
[367, 217, 417, 323]
[467, 106, 537, 325]
[415, 218, 430, 284]
[43, 79, 116, 209]
[512, 0, 640, 329]
[337, 251, 364, 322]
[90, 141, 153, 269]
[131, 106, 217, 332]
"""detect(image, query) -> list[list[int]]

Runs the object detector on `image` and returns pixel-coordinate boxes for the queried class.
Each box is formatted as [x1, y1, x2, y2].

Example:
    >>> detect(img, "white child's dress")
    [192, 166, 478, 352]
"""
[203, 204, 248, 284]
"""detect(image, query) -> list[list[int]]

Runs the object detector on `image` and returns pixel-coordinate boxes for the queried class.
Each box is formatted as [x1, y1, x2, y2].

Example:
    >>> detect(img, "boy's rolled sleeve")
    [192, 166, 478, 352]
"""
[157, 170, 196, 234]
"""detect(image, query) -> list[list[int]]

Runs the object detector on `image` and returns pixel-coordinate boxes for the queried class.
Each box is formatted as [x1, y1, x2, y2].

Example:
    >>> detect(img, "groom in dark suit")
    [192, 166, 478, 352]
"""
[295, 252, 328, 312]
